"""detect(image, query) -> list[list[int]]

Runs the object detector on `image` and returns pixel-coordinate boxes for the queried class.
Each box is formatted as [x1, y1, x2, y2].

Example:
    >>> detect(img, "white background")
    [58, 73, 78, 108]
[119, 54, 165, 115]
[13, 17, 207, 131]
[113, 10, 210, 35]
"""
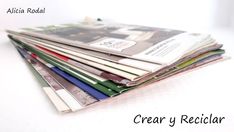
[0, 0, 234, 132]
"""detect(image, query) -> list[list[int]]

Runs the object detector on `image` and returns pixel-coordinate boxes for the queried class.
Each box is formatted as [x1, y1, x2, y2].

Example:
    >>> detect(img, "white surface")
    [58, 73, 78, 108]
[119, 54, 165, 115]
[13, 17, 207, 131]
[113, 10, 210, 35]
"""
[0, 0, 234, 131]
[1, 0, 234, 31]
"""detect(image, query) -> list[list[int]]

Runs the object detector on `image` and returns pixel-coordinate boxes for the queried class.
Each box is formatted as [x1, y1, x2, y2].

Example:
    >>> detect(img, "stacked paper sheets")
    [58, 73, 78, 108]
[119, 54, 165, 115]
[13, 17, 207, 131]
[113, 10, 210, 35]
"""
[6, 19, 225, 112]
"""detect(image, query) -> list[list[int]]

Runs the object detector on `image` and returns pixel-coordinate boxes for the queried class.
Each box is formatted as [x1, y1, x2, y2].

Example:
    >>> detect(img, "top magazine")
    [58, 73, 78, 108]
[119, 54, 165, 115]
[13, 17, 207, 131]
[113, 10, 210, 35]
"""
[8, 21, 216, 66]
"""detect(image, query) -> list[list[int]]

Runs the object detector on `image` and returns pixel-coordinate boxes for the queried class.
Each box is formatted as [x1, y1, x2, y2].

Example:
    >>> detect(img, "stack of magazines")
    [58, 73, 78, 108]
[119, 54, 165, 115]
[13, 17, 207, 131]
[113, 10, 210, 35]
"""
[6, 19, 225, 113]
